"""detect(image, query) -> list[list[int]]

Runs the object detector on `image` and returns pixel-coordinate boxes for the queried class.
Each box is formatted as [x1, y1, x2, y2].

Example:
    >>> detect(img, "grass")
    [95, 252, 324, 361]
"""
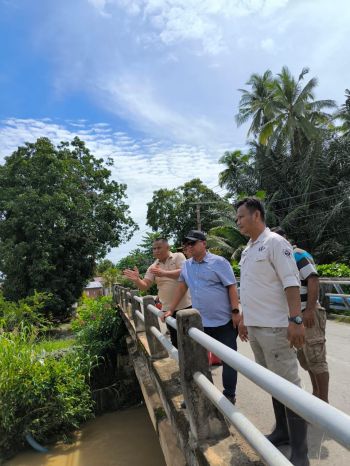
[34, 338, 75, 353]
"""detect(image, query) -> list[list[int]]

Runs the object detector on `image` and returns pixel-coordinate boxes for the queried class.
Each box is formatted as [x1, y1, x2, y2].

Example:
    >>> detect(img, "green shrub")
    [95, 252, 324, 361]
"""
[231, 261, 240, 277]
[72, 296, 125, 360]
[317, 262, 350, 277]
[0, 291, 51, 333]
[0, 333, 93, 460]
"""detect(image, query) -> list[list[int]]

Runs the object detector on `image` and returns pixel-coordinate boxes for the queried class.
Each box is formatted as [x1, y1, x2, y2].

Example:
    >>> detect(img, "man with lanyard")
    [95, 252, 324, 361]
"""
[236, 198, 309, 466]
[271, 227, 329, 403]
[123, 237, 191, 348]
[162, 230, 240, 404]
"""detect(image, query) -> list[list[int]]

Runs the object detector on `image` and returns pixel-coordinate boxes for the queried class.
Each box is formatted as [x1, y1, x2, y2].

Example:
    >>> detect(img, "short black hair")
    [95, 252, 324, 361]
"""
[153, 237, 168, 244]
[235, 197, 265, 221]
[271, 226, 287, 238]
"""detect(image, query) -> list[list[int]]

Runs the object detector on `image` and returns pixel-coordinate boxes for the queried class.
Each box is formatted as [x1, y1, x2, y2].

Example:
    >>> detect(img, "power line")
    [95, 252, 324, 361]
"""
[272, 191, 350, 214]
[269, 183, 350, 204]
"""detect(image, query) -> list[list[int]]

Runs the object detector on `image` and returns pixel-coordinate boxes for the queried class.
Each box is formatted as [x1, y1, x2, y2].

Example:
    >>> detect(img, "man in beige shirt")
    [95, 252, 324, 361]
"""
[123, 238, 191, 348]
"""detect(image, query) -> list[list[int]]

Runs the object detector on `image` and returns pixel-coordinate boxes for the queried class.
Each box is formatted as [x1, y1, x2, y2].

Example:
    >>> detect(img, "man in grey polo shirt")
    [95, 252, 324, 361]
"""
[163, 230, 240, 404]
[236, 198, 308, 466]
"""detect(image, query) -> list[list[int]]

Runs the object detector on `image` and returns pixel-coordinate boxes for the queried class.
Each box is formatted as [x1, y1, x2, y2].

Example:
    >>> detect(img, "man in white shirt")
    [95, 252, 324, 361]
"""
[236, 197, 308, 466]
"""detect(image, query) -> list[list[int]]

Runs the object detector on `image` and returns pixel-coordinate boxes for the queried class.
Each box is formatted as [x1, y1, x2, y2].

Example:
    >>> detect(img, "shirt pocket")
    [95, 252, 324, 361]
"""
[199, 268, 219, 284]
[255, 250, 269, 262]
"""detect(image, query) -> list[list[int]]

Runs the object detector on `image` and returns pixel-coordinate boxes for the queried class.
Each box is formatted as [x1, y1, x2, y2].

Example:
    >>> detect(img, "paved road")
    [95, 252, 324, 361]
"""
[211, 320, 350, 465]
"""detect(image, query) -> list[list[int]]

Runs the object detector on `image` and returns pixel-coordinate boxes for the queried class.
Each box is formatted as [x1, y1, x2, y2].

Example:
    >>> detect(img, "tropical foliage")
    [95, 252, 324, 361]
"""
[0, 137, 137, 318]
[0, 331, 93, 460]
[219, 66, 350, 263]
[146, 178, 228, 245]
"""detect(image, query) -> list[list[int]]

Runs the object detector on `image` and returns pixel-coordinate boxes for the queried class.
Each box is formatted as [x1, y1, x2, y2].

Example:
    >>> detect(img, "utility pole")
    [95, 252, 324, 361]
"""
[196, 203, 201, 231]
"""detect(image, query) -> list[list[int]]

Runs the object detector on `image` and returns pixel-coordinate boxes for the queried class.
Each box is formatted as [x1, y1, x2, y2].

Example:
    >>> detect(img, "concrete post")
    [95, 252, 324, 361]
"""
[143, 296, 168, 359]
[131, 292, 145, 332]
[112, 285, 118, 305]
[176, 309, 230, 442]
[124, 288, 130, 314]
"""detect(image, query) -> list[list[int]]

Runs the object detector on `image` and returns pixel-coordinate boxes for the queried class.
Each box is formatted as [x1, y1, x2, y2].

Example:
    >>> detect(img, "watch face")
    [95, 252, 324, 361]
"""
[295, 316, 303, 324]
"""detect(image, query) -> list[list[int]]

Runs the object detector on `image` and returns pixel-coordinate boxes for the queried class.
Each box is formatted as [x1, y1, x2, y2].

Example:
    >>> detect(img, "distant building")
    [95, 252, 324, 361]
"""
[84, 280, 104, 298]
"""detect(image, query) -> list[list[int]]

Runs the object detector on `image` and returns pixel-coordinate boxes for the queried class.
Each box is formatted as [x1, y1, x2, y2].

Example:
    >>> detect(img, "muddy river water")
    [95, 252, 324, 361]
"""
[6, 406, 166, 466]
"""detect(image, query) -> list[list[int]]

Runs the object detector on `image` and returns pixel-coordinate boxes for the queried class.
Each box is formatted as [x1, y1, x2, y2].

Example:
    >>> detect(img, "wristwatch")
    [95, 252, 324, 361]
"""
[288, 315, 303, 325]
[231, 308, 240, 314]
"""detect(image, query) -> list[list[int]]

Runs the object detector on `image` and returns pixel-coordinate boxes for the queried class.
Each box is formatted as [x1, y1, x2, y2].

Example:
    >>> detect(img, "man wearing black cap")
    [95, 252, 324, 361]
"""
[163, 230, 240, 404]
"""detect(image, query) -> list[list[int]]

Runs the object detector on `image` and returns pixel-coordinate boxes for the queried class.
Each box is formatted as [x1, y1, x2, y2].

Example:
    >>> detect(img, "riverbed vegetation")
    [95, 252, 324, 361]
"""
[0, 294, 132, 461]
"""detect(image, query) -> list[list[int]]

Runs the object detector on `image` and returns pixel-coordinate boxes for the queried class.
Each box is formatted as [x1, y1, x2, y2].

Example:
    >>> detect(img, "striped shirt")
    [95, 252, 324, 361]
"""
[293, 247, 318, 310]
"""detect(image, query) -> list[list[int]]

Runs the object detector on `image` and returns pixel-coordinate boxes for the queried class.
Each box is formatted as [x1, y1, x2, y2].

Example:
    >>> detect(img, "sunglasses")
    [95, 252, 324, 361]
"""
[184, 240, 198, 246]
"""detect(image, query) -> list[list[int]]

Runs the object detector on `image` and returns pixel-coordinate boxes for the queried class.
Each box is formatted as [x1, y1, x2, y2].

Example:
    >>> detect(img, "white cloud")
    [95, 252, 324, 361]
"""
[260, 37, 276, 53]
[0, 118, 231, 261]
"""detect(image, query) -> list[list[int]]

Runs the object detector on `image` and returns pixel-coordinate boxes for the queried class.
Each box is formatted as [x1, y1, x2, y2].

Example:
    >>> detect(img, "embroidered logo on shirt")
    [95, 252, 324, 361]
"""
[258, 246, 266, 252]
[283, 249, 292, 257]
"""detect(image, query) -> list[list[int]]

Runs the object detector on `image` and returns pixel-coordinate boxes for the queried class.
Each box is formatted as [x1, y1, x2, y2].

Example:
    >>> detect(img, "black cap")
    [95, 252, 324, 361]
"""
[184, 230, 206, 242]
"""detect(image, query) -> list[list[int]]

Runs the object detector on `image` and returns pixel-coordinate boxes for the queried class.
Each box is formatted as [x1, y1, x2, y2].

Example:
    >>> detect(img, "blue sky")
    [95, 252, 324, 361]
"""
[1, 0, 349, 261]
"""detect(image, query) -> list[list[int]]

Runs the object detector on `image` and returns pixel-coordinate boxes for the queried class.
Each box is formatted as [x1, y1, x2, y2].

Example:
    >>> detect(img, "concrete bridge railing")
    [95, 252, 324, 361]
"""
[114, 284, 350, 466]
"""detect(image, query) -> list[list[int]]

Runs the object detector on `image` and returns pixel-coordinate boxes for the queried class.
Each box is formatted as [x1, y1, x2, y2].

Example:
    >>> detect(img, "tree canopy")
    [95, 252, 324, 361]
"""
[0, 137, 137, 317]
[146, 178, 228, 245]
[225, 67, 350, 263]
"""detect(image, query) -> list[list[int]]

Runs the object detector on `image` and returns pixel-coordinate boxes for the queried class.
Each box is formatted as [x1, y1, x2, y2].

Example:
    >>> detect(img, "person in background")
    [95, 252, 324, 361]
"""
[236, 197, 308, 466]
[271, 226, 329, 403]
[163, 230, 240, 405]
[123, 238, 191, 348]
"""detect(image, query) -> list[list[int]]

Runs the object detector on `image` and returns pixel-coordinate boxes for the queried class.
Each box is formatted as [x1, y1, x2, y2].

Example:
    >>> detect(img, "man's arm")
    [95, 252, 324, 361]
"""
[303, 275, 319, 328]
[149, 266, 182, 279]
[123, 267, 152, 291]
[161, 282, 188, 321]
[227, 284, 241, 328]
[285, 286, 305, 348]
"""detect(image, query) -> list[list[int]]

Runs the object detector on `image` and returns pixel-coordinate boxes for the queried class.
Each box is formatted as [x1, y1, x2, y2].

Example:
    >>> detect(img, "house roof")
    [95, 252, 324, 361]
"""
[85, 280, 103, 289]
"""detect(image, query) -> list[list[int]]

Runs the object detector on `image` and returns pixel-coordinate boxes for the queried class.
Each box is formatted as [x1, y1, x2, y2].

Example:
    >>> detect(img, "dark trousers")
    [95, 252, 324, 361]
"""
[167, 306, 192, 349]
[204, 320, 238, 397]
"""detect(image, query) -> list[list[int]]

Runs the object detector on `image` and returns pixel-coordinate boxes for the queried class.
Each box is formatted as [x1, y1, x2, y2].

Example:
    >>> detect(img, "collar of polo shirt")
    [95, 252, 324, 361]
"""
[157, 251, 174, 264]
[249, 227, 270, 245]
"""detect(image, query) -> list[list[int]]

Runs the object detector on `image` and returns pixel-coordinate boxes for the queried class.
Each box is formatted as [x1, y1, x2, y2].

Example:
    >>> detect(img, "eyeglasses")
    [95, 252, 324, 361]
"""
[184, 240, 198, 246]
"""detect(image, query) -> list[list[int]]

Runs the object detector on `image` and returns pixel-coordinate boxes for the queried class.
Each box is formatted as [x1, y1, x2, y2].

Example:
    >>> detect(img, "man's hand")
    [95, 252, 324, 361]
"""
[238, 319, 248, 342]
[149, 265, 166, 277]
[232, 313, 241, 329]
[287, 322, 305, 348]
[123, 267, 140, 282]
[161, 310, 174, 322]
[303, 308, 315, 328]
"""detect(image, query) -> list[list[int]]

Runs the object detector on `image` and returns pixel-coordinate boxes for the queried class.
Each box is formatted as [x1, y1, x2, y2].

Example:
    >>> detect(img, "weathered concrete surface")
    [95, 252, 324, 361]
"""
[121, 309, 263, 466]
[211, 320, 350, 466]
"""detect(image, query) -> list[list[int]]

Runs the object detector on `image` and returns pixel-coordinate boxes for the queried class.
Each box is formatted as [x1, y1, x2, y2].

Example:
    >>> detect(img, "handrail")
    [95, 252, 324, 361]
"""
[140, 303, 290, 465]
[188, 326, 350, 449]
[146, 298, 350, 449]
[115, 286, 350, 463]
[193, 372, 291, 466]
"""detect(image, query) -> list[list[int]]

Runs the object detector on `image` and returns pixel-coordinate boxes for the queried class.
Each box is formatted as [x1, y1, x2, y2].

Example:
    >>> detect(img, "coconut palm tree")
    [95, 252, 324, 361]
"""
[235, 70, 275, 137]
[334, 89, 350, 137]
[237, 67, 336, 159]
[218, 150, 258, 197]
[259, 67, 336, 157]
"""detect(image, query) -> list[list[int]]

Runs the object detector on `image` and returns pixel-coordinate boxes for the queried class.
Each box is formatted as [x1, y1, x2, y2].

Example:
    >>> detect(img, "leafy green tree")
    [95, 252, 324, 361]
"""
[0, 137, 137, 317]
[146, 178, 227, 245]
[116, 248, 152, 276]
[95, 259, 115, 275]
[101, 267, 122, 294]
